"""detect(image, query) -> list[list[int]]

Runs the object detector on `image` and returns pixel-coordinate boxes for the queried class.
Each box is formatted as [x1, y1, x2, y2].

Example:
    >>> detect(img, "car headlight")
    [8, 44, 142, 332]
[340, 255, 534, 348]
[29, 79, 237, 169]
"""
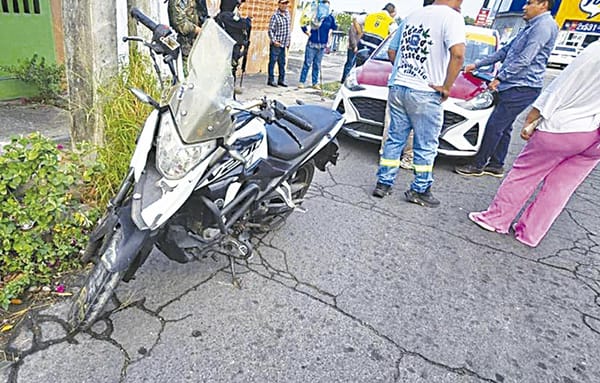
[456, 90, 496, 111]
[344, 68, 365, 91]
[156, 112, 216, 180]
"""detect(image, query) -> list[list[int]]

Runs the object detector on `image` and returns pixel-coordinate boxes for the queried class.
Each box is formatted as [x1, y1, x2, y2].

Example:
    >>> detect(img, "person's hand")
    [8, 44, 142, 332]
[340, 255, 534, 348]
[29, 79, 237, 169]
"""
[274, 41, 281, 47]
[521, 108, 541, 141]
[520, 122, 537, 141]
[194, 25, 202, 35]
[353, 47, 358, 53]
[429, 84, 449, 102]
[488, 78, 500, 91]
[463, 63, 476, 73]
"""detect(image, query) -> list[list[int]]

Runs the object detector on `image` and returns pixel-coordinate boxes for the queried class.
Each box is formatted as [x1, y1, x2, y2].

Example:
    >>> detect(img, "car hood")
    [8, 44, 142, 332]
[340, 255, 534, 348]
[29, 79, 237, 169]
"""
[356, 60, 488, 101]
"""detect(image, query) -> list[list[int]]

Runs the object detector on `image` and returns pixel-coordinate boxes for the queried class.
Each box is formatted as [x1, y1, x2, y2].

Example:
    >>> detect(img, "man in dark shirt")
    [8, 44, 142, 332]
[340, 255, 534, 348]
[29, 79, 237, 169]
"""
[455, 0, 558, 178]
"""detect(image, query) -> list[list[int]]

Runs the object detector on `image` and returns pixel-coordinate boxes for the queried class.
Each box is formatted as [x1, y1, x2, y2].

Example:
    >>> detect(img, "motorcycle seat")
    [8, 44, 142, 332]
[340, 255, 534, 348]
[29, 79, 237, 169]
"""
[266, 105, 342, 161]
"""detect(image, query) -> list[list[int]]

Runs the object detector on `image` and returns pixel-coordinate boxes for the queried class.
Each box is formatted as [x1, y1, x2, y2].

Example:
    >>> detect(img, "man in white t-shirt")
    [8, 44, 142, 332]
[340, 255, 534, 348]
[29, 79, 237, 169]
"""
[373, 0, 465, 207]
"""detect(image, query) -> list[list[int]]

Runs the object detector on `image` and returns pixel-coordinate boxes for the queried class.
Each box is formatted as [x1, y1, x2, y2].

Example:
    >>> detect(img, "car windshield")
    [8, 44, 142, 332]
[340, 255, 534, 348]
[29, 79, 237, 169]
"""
[167, 19, 236, 144]
[372, 30, 497, 74]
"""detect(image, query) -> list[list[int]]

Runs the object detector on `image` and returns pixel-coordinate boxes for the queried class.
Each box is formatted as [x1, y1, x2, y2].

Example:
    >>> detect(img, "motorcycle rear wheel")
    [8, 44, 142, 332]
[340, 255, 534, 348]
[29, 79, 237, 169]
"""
[69, 228, 125, 331]
[252, 161, 315, 229]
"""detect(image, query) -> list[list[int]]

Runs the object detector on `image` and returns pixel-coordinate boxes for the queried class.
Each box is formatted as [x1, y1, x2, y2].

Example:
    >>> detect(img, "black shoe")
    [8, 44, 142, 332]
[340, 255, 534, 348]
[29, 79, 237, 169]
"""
[404, 188, 440, 208]
[483, 165, 505, 178]
[277, 81, 288, 87]
[372, 183, 391, 198]
[455, 163, 484, 176]
[267, 81, 278, 87]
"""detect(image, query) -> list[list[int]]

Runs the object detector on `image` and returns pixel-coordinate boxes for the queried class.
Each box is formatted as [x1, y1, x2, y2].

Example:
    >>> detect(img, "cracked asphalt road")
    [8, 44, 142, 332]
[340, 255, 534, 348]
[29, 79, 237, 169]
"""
[2, 53, 599, 383]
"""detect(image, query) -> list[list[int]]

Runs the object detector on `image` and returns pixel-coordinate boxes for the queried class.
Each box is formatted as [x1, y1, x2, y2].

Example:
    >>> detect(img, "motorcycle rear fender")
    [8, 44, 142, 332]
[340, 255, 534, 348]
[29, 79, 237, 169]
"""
[303, 119, 344, 171]
[101, 202, 153, 273]
[312, 138, 339, 171]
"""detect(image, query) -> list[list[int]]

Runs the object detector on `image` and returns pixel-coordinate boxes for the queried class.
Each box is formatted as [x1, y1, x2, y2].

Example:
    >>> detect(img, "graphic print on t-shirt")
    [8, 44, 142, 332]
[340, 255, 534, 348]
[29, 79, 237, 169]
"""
[398, 24, 434, 82]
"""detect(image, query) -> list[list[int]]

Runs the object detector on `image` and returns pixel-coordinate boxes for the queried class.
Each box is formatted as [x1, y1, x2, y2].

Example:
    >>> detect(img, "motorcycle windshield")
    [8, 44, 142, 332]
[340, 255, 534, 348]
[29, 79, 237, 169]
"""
[168, 19, 236, 144]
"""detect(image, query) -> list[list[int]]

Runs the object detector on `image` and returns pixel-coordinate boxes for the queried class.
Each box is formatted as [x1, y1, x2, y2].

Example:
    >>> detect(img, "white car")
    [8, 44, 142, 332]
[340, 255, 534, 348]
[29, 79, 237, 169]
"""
[333, 26, 500, 157]
[547, 45, 578, 68]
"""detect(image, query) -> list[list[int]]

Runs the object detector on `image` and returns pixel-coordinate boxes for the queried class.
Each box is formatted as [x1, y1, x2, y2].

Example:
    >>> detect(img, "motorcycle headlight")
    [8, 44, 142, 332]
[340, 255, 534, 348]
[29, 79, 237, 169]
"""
[344, 68, 365, 91]
[456, 90, 496, 111]
[156, 112, 216, 180]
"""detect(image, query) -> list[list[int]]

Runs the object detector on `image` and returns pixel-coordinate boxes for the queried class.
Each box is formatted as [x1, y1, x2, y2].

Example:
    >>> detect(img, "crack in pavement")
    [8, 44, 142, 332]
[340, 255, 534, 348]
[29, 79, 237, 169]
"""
[2, 262, 228, 382]
[308, 177, 600, 338]
[235, 236, 497, 382]
[3, 168, 598, 381]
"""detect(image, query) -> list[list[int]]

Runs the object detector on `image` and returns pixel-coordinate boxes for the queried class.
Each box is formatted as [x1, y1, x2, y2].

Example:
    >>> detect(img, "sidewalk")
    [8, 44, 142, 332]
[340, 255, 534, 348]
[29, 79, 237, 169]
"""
[0, 51, 346, 146]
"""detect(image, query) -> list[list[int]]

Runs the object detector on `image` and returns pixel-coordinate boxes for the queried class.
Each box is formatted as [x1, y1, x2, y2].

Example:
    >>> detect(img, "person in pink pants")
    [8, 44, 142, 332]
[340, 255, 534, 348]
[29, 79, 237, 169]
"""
[468, 40, 600, 247]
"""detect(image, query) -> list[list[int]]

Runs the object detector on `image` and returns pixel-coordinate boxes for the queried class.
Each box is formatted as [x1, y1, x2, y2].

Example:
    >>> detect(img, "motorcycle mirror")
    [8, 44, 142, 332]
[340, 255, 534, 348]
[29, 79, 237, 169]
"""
[129, 87, 160, 109]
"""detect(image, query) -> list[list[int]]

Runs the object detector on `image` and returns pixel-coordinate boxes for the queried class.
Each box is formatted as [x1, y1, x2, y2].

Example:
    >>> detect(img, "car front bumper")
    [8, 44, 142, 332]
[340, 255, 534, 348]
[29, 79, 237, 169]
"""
[333, 85, 494, 157]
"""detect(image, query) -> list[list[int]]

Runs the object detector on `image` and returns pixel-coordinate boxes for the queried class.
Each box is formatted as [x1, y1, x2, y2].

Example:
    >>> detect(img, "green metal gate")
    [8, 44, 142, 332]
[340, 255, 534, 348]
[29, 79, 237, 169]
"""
[0, 0, 58, 100]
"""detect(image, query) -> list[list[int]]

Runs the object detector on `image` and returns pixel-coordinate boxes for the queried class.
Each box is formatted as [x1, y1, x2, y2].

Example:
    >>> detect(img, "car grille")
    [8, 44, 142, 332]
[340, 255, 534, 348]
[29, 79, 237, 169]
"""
[349, 97, 386, 123]
[443, 110, 466, 130]
[464, 123, 479, 146]
[345, 122, 383, 137]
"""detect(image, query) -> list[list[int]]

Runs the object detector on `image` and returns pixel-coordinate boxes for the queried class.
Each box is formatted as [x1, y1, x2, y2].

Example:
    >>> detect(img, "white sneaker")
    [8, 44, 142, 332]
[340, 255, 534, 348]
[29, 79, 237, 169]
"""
[312, 84, 321, 90]
[468, 212, 495, 232]
[297, 83, 305, 89]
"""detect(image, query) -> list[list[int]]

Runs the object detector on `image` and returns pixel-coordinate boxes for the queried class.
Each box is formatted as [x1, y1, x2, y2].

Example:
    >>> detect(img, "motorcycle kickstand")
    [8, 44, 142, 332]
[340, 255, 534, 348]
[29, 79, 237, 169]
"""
[229, 256, 242, 289]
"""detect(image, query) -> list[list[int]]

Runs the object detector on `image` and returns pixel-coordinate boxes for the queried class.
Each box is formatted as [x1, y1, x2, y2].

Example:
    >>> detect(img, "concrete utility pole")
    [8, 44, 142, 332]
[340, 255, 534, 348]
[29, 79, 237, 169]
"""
[62, 0, 120, 145]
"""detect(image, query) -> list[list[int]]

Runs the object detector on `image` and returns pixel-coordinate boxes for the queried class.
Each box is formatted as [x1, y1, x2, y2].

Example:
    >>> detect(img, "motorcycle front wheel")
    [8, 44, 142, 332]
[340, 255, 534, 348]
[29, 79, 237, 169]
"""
[69, 228, 125, 331]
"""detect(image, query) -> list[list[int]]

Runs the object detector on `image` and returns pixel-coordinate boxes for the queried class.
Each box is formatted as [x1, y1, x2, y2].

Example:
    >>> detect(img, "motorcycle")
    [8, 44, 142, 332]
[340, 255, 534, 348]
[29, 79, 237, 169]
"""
[69, 8, 344, 331]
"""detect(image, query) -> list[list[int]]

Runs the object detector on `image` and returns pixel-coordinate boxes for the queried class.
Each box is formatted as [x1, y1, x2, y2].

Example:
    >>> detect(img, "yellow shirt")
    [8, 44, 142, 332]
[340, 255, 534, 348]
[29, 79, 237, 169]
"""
[363, 11, 394, 39]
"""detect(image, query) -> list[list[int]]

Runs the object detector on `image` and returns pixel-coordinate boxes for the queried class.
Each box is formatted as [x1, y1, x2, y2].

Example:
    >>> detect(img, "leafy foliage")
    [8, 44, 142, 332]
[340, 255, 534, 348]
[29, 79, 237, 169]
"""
[335, 12, 352, 34]
[0, 134, 99, 310]
[0, 54, 66, 106]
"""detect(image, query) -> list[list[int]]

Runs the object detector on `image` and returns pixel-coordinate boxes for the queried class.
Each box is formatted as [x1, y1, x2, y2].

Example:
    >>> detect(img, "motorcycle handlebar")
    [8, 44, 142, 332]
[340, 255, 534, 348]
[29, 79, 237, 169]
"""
[274, 101, 313, 132]
[130, 7, 158, 32]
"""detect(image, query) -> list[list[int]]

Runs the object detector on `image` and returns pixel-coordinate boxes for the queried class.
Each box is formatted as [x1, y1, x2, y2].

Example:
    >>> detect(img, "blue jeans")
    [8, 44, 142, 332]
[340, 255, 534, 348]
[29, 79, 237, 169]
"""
[268, 44, 286, 83]
[299, 45, 325, 85]
[377, 86, 443, 193]
[341, 48, 356, 83]
[474, 86, 541, 169]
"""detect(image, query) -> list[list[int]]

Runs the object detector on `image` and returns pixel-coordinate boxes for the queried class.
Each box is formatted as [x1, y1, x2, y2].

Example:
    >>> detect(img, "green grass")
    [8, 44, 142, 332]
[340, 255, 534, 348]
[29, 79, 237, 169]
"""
[321, 81, 341, 100]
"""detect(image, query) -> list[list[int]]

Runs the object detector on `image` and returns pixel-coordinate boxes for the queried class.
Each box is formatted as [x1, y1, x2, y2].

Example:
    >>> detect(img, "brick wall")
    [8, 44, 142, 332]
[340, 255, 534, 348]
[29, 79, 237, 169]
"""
[241, 0, 297, 74]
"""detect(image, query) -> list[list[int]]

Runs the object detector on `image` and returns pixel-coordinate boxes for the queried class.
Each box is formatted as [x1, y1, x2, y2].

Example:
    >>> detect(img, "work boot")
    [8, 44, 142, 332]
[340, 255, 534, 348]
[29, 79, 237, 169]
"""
[372, 183, 391, 198]
[404, 188, 440, 208]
